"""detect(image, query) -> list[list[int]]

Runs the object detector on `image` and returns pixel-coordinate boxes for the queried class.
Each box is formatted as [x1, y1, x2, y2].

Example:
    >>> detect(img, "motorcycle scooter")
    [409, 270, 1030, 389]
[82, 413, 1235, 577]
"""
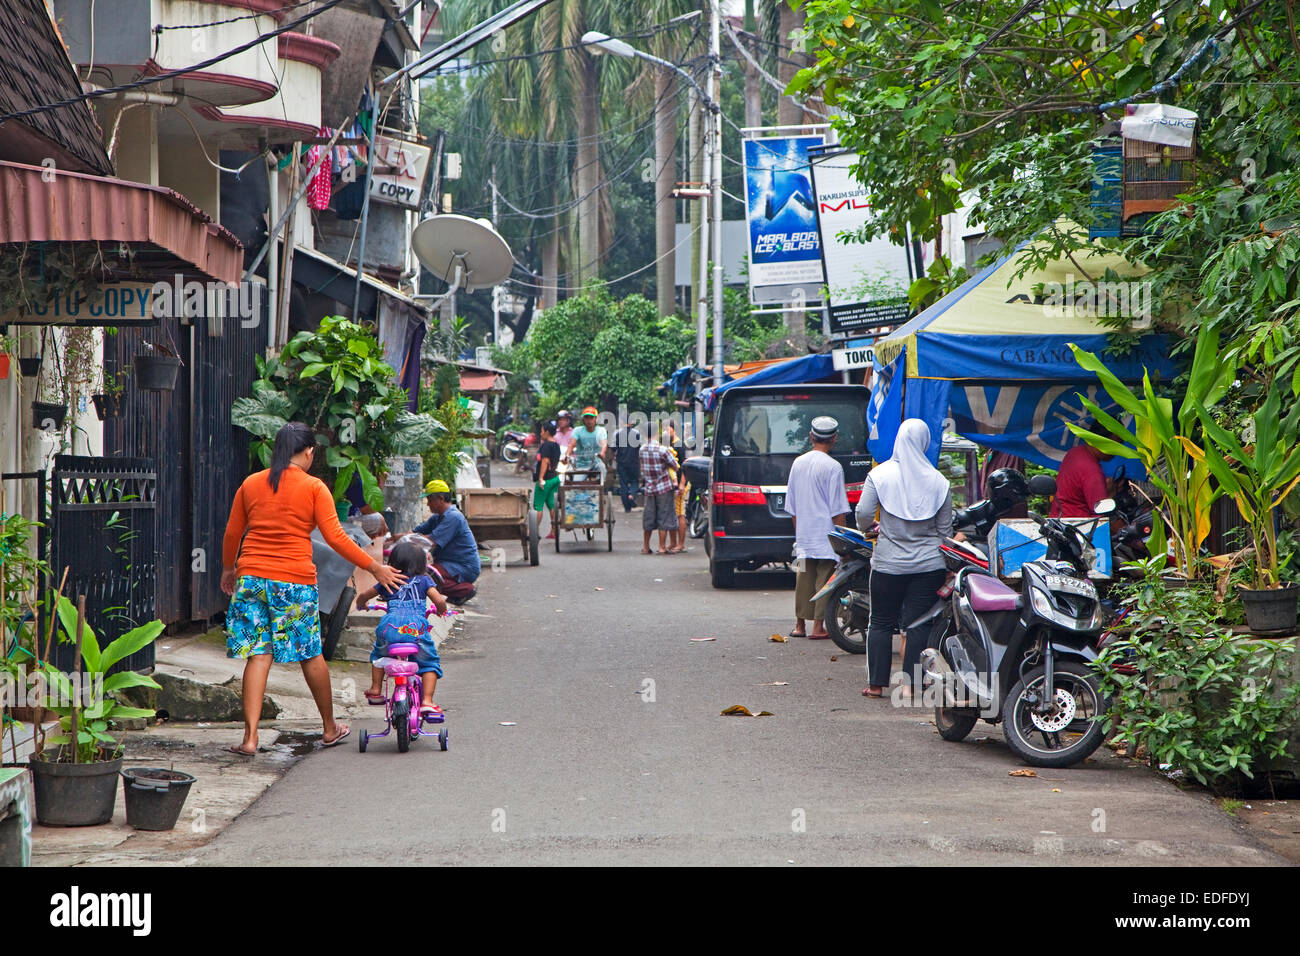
[813, 469, 1038, 655]
[917, 499, 1115, 768]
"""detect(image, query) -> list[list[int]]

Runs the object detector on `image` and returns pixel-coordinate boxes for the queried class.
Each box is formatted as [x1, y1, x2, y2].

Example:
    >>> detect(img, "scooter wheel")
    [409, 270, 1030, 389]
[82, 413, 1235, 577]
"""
[824, 577, 868, 654]
[1002, 660, 1108, 768]
[935, 707, 978, 742]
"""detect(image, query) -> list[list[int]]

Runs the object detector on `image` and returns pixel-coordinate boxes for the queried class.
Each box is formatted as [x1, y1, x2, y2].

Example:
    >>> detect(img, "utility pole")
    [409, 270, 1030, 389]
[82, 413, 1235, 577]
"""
[491, 167, 500, 345]
[710, 0, 724, 393]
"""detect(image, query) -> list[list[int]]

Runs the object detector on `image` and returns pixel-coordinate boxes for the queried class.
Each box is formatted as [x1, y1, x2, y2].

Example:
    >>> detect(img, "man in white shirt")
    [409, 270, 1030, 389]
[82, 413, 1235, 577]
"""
[785, 416, 850, 639]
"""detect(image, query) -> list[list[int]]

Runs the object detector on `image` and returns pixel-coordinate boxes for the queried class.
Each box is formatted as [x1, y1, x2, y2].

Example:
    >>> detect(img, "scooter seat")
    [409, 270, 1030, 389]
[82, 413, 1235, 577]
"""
[967, 574, 1020, 612]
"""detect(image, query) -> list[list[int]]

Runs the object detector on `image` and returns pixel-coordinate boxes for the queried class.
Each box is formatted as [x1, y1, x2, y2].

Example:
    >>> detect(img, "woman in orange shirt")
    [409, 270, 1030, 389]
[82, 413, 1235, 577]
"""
[221, 422, 405, 755]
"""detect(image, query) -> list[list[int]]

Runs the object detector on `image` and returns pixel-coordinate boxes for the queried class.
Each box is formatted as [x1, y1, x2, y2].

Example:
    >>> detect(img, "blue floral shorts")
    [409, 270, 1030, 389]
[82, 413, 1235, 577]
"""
[226, 576, 322, 664]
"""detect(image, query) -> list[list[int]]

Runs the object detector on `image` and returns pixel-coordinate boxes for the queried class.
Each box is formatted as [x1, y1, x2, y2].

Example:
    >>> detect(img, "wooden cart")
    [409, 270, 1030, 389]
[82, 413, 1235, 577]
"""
[458, 487, 539, 567]
[554, 466, 615, 552]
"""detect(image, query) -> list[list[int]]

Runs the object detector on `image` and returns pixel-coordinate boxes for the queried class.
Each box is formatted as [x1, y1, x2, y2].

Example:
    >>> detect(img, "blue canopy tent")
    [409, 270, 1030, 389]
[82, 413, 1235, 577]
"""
[700, 353, 838, 411]
[868, 240, 1178, 476]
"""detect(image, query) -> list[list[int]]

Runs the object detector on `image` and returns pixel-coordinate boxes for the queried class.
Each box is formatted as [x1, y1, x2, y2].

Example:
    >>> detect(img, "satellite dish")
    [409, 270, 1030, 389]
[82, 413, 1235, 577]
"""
[411, 214, 513, 292]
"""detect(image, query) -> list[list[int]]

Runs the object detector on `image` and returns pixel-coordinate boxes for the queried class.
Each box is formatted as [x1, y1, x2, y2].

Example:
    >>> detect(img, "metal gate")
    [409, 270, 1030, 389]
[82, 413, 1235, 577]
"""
[49, 456, 157, 675]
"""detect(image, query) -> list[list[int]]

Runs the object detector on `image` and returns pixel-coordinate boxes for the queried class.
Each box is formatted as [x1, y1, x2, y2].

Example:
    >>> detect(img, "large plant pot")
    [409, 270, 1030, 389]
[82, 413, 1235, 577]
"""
[31, 402, 68, 431]
[28, 750, 123, 827]
[135, 354, 180, 390]
[1238, 584, 1299, 634]
[91, 392, 122, 420]
[121, 767, 196, 831]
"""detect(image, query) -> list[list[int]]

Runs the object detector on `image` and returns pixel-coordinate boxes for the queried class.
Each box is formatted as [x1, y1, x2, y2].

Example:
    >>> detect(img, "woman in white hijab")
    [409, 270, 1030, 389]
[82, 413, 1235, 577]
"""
[855, 418, 955, 698]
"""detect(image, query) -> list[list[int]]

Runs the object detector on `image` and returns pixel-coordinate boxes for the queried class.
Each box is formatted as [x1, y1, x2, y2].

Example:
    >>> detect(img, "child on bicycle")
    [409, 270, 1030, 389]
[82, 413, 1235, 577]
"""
[355, 540, 447, 718]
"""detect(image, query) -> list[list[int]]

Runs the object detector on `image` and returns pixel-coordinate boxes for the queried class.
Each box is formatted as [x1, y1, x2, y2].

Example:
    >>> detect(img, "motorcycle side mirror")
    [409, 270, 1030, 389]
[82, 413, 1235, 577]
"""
[1094, 498, 1117, 515]
[1027, 474, 1057, 496]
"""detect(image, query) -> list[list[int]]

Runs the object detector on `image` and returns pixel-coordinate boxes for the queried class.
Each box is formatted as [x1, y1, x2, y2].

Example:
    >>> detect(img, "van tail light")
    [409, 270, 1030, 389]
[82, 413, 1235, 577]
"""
[846, 481, 863, 505]
[713, 482, 766, 505]
[713, 529, 727, 537]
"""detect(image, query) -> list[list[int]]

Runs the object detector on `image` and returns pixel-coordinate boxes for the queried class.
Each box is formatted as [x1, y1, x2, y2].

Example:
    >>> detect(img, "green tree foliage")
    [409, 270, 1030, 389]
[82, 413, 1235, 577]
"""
[792, 0, 1300, 340]
[525, 284, 690, 409]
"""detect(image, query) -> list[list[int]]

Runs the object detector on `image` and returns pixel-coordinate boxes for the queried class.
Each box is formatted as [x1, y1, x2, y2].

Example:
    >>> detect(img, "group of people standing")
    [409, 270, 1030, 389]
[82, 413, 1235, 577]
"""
[530, 408, 692, 555]
[785, 416, 958, 699]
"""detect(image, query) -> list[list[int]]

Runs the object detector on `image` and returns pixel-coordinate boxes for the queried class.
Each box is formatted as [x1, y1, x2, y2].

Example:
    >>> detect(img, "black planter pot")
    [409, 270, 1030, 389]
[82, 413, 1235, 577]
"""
[17, 356, 42, 377]
[91, 392, 122, 420]
[28, 750, 123, 827]
[135, 354, 180, 390]
[121, 767, 196, 831]
[1238, 584, 1299, 634]
[31, 401, 68, 431]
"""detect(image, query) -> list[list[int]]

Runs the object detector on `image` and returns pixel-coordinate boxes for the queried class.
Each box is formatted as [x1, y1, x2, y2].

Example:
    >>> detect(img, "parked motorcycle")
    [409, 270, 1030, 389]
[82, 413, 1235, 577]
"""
[917, 498, 1114, 768]
[500, 429, 537, 474]
[682, 455, 711, 539]
[814, 468, 1040, 655]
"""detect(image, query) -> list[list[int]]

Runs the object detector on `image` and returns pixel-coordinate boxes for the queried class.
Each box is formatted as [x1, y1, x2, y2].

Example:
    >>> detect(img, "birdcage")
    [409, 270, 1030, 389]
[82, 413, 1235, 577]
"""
[1120, 121, 1196, 237]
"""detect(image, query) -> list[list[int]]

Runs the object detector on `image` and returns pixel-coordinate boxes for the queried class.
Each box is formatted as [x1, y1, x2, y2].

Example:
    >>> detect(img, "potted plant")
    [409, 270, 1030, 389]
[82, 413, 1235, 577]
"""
[1192, 387, 1300, 633]
[27, 596, 162, 826]
[91, 369, 128, 420]
[17, 355, 41, 377]
[1069, 323, 1235, 581]
[134, 338, 181, 391]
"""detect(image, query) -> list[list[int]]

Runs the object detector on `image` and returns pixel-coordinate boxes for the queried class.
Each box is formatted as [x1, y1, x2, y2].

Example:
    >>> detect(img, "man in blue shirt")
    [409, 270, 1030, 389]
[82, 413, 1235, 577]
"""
[406, 479, 481, 604]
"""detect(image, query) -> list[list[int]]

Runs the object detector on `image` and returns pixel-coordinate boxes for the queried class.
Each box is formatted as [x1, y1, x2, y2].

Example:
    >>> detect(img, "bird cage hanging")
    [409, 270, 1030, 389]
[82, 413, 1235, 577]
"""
[1089, 104, 1197, 240]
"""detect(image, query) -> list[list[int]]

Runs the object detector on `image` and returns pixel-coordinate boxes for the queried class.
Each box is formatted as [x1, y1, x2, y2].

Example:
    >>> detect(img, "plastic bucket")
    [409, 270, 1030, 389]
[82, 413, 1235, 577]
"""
[121, 767, 196, 831]
[29, 753, 122, 827]
[1239, 585, 1299, 634]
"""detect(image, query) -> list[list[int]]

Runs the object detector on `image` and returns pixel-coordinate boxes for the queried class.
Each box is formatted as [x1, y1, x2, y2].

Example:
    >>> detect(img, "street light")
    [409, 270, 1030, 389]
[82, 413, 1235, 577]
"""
[582, 16, 724, 454]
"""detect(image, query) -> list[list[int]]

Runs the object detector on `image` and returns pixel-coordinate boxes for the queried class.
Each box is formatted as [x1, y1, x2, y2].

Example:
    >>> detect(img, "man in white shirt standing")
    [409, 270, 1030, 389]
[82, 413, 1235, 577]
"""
[785, 416, 850, 639]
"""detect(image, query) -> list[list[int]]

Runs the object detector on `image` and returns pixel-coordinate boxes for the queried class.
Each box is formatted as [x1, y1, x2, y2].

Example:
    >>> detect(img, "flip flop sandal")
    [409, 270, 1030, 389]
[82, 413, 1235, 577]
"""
[364, 692, 386, 705]
[226, 745, 257, 756]
[862, 687, 884, 698]
[320, 726, 351, 747]
[788, 629, 807, 638]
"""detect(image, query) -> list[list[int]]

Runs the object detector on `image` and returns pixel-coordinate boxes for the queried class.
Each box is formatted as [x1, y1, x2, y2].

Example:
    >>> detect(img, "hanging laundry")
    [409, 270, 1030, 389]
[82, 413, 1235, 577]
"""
[307, 127, 332, 210]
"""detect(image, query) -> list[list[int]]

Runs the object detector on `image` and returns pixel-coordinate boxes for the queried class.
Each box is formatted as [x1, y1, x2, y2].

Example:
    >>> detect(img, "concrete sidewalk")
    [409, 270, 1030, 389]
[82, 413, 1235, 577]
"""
[28, 604, 478, 866]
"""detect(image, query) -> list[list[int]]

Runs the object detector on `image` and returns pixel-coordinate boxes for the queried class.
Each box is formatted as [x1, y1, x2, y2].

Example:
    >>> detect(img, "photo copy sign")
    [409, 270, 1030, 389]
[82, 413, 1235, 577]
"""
[370, 135, 432, 209]
[743, 135, 825, 305]
[809, 150, 915, 336]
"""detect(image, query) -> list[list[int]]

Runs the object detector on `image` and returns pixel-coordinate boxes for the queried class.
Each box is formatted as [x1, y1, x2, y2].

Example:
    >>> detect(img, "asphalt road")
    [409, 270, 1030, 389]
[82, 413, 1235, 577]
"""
[199, 466, 1285, 866]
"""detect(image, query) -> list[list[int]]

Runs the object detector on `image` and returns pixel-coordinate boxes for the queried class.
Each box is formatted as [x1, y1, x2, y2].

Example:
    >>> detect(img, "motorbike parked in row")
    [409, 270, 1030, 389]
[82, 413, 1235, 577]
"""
[916, 495, 1114, 768]
[814, 468, 1042, 655]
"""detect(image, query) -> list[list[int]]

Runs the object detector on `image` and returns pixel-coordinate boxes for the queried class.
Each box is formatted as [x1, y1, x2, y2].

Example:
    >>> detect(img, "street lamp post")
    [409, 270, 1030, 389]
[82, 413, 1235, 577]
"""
[583, 18, 723, 453]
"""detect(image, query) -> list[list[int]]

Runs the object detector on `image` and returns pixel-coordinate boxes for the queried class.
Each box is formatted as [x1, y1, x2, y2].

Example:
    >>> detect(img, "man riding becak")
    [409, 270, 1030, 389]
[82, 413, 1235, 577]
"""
[391, 480, 481, 604]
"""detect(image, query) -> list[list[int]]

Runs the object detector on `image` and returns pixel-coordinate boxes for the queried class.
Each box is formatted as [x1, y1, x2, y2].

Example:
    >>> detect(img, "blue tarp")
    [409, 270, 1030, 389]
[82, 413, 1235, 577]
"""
[868, 240, 1178, 475]
[701, 353, 838, 410]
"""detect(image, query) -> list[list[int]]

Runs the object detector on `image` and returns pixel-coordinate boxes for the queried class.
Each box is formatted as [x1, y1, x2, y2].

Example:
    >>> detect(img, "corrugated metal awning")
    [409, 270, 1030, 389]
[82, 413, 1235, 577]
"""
[0, 161, 243, 284]
[459, 370, 504, 393]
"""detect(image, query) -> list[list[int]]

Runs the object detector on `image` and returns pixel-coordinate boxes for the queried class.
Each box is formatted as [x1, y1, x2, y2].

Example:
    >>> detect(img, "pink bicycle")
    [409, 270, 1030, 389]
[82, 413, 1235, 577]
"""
[358, 643, 448, 754]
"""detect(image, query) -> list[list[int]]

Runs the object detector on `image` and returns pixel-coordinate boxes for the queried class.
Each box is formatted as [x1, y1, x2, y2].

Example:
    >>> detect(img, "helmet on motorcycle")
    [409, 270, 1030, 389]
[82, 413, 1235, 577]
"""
[985, 467, 1029, 505]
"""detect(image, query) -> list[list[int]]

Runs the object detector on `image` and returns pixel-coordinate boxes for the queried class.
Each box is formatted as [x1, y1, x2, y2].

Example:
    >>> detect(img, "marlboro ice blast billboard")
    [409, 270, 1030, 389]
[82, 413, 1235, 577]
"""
[743, 135, 825, 305]
[809, 149, 916, 337]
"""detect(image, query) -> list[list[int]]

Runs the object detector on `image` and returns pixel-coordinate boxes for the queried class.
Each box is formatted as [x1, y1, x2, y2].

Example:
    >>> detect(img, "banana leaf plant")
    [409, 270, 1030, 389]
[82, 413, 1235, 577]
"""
[1188, 387, 1300, 591]
[231, 316, 445, 510]
[1067, 324, 1235, 579]
[35, 595, 162, 763]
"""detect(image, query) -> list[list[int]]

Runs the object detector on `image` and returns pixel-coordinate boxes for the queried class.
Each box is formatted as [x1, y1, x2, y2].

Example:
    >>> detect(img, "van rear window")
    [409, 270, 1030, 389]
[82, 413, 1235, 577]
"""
[719, 396, 867, 456]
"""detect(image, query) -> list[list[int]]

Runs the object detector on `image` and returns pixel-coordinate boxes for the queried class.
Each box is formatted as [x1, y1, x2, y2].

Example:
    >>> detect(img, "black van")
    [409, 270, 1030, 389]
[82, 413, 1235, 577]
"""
[704, 382, 872, 587]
